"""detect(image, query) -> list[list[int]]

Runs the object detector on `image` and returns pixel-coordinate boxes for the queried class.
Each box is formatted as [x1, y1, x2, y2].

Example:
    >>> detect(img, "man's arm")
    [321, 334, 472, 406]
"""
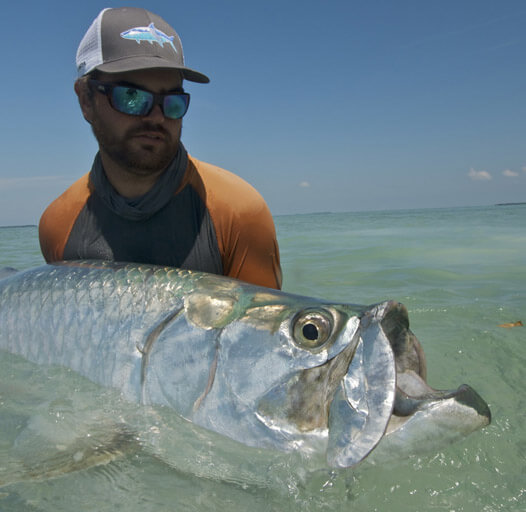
[185, 156, 282, 289]
[38, 174, 92, 262]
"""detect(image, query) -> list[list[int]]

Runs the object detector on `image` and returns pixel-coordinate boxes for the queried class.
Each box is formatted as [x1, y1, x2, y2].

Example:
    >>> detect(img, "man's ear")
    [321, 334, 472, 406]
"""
[74, 79, 94, 124]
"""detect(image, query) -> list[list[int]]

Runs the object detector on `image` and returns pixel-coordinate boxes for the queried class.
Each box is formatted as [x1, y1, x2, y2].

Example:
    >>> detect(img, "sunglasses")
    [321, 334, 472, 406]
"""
[88, 79, 190, 120]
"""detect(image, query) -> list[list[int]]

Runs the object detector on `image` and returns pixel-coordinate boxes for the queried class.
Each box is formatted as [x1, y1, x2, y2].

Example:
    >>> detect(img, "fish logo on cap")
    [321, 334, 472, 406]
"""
[120, 22, 177, 52]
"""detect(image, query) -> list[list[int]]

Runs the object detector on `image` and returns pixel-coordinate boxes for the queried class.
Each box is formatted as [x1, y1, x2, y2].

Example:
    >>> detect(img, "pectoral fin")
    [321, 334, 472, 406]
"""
[0, 412, 135, 488]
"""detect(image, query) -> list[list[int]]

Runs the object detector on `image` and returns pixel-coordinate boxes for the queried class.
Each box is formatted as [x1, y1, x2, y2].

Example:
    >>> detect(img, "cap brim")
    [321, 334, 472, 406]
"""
[95, 56, 210, 83]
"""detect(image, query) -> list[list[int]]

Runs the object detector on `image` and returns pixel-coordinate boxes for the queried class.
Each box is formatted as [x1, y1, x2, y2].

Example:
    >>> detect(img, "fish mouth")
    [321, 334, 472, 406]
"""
[328, 301, 491, 467]
[374, 301, 491, 433]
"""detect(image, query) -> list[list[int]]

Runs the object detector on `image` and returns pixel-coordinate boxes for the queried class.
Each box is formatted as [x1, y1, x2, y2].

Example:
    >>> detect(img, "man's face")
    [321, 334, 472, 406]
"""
[82, 68, 184, 175]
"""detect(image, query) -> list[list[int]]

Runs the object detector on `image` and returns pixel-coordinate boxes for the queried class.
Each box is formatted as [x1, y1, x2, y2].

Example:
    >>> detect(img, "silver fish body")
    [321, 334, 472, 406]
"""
[0, 261, 490, 469]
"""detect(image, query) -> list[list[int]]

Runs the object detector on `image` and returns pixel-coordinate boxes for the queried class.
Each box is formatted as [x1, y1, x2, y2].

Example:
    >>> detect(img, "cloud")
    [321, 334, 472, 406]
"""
[299, 181, 311, 188]
[502, 169, 519, 177]
[468, 168, 492, 181]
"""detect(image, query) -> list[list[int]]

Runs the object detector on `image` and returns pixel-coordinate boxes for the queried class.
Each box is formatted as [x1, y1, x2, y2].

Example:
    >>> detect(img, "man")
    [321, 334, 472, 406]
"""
[39, 7, 282, 290]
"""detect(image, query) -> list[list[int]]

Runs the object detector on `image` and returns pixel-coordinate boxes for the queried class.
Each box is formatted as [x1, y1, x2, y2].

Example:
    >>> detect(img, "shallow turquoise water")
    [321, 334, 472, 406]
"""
[0, 204, 524, 511]
[276, 205, 525, 511]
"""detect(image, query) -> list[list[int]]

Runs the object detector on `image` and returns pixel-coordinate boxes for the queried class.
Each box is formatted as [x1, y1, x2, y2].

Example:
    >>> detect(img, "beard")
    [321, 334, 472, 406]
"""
[90, 119, 181, 175]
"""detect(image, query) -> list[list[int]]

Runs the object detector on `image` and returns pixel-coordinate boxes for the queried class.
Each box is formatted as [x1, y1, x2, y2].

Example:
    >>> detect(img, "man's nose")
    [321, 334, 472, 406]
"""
[144, 103, 165, 122]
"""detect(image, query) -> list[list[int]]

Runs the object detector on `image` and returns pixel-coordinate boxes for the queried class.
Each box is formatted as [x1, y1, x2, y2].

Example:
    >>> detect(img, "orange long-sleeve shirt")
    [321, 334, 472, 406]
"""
[39, 155, 282, 289]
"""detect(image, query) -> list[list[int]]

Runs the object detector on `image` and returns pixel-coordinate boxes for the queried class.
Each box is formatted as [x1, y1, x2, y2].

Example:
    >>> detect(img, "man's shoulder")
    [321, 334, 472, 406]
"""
[39, 173, 93, 261]
[45, 173, 92, 210]
[186, 155, 266, 211]
[187, 155, 257, 188]
[40, 173, 93, 233]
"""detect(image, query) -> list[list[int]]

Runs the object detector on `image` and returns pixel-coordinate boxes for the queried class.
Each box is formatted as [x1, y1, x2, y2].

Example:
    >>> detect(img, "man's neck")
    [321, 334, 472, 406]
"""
[99, 152, 166, 198]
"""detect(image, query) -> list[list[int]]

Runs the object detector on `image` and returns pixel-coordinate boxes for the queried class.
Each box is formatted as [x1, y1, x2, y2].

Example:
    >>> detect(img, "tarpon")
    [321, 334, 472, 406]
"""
[120, 23, 177, 52]
[0, 261, 490, 479]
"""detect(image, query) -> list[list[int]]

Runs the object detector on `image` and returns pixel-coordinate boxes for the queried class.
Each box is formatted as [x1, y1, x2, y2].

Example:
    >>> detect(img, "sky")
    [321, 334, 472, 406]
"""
[1, 0, 525, 225]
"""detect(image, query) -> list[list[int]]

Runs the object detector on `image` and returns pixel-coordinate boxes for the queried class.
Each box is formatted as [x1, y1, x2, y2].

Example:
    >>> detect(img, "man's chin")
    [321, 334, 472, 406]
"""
[113, 146, 176, 174]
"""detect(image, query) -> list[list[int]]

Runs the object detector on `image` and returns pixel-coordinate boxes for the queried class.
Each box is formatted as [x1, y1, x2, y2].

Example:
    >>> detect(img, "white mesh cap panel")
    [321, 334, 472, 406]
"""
[76, 8, 109, 77]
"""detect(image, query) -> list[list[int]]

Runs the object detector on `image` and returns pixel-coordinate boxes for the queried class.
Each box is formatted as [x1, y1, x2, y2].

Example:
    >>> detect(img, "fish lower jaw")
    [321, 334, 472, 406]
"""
[386, 382, 492, 438]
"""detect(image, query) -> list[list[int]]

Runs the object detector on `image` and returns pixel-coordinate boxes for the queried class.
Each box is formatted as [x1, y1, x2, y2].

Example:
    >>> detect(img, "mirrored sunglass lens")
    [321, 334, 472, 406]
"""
[112, 86, 153, 116]
[163, 94, 189, 119]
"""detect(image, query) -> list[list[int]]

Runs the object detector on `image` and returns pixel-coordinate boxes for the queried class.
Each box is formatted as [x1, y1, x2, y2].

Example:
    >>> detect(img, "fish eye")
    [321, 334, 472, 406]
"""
[292, 309, 333, 350]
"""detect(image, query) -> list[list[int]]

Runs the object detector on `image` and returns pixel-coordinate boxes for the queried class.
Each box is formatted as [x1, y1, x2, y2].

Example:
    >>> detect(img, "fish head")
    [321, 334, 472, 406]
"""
[144, 278, 490, 469]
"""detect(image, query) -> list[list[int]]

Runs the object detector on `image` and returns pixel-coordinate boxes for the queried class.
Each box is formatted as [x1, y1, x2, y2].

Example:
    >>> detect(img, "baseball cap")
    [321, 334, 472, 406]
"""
[76, 7, 209, 83]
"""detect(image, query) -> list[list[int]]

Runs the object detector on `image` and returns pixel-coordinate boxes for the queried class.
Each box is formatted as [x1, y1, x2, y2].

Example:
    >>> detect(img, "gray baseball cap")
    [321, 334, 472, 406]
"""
[76, 7, 209, 83]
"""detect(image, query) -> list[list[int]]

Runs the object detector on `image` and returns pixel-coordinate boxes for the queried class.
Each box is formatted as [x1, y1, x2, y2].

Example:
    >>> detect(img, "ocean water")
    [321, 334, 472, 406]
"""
[0, 204, 524, 511]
